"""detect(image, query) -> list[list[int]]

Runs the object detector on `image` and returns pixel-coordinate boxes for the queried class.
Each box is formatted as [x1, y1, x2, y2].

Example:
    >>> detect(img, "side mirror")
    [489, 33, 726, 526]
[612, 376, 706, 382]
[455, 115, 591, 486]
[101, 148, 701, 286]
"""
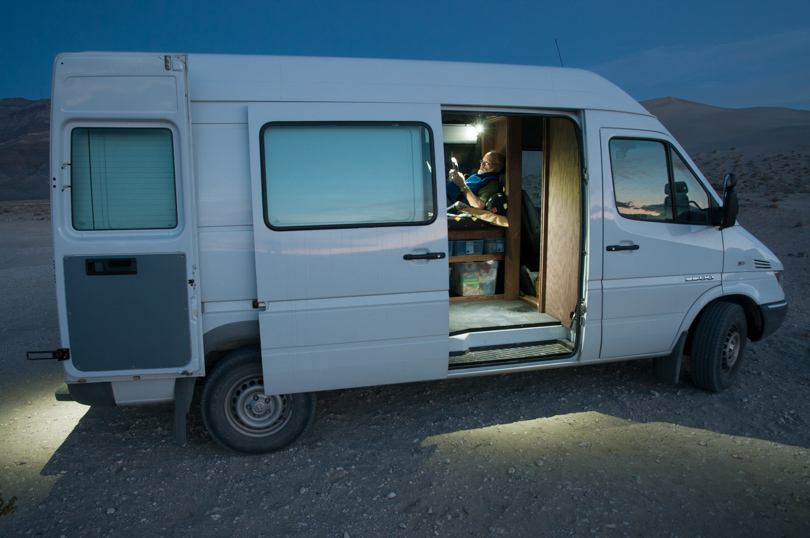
[720, 173, 739, 229]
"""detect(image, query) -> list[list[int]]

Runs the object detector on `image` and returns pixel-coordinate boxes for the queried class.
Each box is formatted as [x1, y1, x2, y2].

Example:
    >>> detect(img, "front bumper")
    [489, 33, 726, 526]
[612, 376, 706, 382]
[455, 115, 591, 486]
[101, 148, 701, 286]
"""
[759, 300, 788, 340]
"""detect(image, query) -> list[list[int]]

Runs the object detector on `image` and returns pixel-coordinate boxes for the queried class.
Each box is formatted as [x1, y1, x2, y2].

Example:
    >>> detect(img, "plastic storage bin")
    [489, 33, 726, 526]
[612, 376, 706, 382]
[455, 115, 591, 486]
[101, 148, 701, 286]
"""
[450, 261, 499, 296]
[452, 240, 484, 256]
[483, 238, 504, 254]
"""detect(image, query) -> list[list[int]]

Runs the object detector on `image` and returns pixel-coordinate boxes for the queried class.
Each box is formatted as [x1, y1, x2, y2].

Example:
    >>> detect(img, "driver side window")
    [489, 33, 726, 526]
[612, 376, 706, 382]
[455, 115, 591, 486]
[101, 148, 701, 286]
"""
[670, 149, 710, 224]
[610, 138, 712, 225]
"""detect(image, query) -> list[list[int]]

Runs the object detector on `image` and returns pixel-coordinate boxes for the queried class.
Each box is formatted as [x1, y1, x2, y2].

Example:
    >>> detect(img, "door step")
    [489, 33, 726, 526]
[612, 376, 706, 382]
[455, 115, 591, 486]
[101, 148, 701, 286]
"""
[449, 340, 574, 369]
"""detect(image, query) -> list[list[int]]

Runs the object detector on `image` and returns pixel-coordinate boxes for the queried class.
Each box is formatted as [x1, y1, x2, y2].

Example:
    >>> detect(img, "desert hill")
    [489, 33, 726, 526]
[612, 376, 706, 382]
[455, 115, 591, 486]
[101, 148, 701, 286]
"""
[641, 96, 810, 155]
[0, 96, 808, 201]
[641, 97, 810, 195]
[0, 98, 49, 201]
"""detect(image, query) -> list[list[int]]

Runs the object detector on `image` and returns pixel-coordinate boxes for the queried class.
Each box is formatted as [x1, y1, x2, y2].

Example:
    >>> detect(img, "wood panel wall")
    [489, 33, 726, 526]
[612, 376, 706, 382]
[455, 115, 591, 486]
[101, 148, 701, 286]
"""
[481, 117, 521, 299]
[540, 118, 582, 328]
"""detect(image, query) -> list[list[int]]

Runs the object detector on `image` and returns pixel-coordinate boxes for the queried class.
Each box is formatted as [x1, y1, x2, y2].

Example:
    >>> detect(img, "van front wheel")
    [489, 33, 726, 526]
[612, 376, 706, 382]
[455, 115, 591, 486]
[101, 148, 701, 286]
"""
[201, 347, 316, 454]
[690, 302, 747, 392]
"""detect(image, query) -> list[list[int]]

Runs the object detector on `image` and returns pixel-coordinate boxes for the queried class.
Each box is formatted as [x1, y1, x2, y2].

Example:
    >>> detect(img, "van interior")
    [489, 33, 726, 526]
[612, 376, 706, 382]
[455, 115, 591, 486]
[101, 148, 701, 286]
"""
[442, 112, 583, 368]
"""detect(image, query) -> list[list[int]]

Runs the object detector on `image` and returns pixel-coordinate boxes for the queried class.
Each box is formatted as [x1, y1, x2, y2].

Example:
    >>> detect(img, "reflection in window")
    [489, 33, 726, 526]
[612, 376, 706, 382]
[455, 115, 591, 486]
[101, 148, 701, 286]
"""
[670, 149, 710, 224]
[610, 139, 670, 222]
[262, 124, 435, 229]
[71, 128, 178, 230]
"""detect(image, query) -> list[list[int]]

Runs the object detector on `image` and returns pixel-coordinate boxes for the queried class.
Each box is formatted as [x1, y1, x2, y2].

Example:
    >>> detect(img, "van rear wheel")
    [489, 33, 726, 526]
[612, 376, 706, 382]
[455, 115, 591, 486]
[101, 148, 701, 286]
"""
[690, 302, 747, 392]
[201, 347, 316, 454]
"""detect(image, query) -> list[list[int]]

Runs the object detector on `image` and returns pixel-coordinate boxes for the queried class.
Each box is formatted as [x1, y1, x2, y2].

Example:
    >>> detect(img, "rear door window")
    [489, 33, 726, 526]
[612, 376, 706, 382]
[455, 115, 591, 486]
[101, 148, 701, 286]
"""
[70, 128, 178, 231]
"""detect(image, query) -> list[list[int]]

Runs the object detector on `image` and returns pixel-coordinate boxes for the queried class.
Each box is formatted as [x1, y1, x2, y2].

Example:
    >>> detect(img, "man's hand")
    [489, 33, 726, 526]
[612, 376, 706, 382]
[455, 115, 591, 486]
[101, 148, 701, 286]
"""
[449, 169, 466, 188]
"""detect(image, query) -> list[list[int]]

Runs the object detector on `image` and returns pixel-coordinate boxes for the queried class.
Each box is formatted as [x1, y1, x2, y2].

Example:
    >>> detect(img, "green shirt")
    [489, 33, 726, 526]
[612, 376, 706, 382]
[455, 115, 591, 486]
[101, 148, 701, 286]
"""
[477, 179, 503, 205]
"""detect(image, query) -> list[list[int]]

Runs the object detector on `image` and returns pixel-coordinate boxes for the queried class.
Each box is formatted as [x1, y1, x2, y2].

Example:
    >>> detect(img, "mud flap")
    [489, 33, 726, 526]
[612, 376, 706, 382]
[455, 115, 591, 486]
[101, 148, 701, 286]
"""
[654, 331, 687, 385]
[173, 377, 196, 445]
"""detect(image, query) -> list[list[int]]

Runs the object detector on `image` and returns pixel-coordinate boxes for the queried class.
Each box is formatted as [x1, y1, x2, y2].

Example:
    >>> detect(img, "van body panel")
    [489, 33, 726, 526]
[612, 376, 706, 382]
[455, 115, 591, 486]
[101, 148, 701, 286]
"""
[674, 285, 728, 342]
[759, 301, 788, 341]
[449, 325, 574, 354]
[577, 282, 603, 363]
[720, 225, 784, 305]
[111, 378, 175, 405]
[194, 122, 252, 227]
[188, 55, 648, 115]
[45, 53, 786, 426]
[721, 272, 785, 306]
[246, 102, 450, 393]
[63, 254, 191, 372]
[722, 226, 784, 271]
[260, 296, 448, 394]
[599, 127, 724, 359]
[446, 356, 581, 379]
[198, 228, 256, 303]
[582, 113, 605, 284]
[50, 53, 204, 385]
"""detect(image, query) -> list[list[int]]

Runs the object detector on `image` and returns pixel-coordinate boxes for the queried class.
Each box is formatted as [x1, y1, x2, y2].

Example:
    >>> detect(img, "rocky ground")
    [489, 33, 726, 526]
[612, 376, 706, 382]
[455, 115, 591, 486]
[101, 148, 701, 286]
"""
[0, 153, 808, 536]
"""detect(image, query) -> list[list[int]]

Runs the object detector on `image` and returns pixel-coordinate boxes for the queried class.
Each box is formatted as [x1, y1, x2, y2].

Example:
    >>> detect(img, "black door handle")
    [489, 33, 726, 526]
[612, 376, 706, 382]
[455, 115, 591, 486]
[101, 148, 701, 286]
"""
[606, 244, 640, 252]
[403, 252, 446, 260]
[86, 257, 138, 275]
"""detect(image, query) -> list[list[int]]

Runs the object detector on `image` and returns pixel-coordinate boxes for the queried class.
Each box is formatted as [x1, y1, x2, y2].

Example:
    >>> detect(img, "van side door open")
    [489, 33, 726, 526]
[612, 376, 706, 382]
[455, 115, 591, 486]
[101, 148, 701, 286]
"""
[247, 103, 450, 394]
[600, 128, 723, 359]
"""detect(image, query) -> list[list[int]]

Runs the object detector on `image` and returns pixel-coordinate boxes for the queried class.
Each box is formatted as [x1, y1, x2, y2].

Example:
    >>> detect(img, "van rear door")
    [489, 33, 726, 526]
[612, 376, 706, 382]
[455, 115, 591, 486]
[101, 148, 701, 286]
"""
[248, 103, 449, 394]
[51, 53, 203, 381]
[600, 128, 723, 358]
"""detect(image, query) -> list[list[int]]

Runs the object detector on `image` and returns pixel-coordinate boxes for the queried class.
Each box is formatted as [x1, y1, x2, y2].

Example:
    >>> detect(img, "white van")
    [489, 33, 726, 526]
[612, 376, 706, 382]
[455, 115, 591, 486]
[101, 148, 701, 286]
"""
[33, 52, 787, 454]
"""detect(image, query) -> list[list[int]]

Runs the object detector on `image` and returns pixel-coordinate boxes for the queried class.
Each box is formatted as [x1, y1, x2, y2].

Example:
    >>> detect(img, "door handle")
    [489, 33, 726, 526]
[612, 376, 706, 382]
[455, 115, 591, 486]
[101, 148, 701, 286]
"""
[403, 252, 446, 260]
[606, 244, 640, 252]
[86, 257, 138, 275]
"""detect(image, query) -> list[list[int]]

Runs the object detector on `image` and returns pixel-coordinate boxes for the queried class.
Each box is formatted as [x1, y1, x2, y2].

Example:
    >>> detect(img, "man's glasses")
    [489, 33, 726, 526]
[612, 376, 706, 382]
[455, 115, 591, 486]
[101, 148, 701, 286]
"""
[480, 160, 496, 167]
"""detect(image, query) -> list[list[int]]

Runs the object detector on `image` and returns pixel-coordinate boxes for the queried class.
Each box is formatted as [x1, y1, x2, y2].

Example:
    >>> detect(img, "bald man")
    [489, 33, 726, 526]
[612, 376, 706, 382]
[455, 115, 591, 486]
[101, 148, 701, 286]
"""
[446, 151, 504, 209]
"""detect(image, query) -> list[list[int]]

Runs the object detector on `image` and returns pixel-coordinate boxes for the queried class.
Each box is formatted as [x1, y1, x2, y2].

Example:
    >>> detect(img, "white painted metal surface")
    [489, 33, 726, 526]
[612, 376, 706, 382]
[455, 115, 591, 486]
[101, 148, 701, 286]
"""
[599, 127, 724, 359]
[50, 53, 204, 385]
[246, 102, 450, 393]
[48, 52, 787, 404]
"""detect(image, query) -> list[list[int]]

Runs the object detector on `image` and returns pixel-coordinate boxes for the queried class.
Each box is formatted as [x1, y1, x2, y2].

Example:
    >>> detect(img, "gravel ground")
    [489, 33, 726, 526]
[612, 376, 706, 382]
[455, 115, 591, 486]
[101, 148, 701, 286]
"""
[0, 176, 808, 536]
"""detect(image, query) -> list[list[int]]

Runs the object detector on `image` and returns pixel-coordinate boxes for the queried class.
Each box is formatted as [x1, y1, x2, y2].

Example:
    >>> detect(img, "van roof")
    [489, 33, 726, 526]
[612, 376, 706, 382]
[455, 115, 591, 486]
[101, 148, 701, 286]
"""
[185, 54, 650, 115]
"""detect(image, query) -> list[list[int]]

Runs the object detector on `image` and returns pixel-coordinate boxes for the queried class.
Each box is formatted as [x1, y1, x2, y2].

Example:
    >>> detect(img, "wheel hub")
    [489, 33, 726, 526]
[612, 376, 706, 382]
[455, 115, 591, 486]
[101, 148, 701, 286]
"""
[722, 326, 741, 371]
[226, 377, 290, 436]
[252, 399, 267, 414]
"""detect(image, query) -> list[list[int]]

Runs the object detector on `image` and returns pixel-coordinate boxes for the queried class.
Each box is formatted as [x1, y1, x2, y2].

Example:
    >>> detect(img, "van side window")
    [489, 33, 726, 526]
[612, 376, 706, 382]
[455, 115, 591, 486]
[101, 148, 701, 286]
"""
[261, 123, 435, 229]
[610, 139, 711, 225]
[70, 128, 178, 231]
[610, 139, 670, 222]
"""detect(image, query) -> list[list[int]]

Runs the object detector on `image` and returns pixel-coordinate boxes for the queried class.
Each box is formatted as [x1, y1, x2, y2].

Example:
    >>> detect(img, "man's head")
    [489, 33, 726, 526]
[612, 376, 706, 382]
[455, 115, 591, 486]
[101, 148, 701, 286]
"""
[478, 151, 504, 174]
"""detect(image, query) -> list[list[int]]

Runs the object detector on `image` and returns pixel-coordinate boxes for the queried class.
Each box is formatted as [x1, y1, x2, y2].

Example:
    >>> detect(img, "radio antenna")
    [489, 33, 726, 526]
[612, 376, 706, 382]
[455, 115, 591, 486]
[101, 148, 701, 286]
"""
[555, 39, 564, 67]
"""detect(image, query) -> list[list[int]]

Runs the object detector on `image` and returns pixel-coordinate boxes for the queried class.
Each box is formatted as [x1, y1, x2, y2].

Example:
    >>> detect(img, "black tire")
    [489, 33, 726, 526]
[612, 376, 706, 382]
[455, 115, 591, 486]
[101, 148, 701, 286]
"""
[201, 347, 316, 454]
[690, 302, 748, 392]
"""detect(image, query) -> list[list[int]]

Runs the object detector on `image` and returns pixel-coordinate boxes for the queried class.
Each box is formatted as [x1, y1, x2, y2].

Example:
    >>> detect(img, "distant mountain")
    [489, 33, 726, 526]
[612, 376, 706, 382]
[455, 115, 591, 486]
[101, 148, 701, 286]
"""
[1, 96, 809, 202]
[640, 97, 810, 156]
[0, 98, 50, 201]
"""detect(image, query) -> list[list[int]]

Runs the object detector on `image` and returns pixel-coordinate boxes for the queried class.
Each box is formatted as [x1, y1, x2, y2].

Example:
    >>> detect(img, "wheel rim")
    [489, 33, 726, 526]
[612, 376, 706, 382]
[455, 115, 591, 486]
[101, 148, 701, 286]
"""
[721, 323, 742, 373]
[224, 374, 293, 438]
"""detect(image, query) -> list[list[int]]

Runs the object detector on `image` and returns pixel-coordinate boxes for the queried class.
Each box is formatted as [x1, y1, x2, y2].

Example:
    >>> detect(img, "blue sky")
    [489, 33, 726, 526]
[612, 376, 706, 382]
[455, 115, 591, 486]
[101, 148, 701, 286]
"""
[2, 0, 809, 109]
